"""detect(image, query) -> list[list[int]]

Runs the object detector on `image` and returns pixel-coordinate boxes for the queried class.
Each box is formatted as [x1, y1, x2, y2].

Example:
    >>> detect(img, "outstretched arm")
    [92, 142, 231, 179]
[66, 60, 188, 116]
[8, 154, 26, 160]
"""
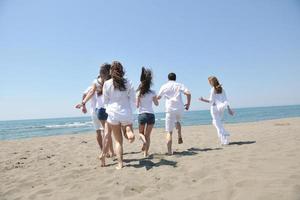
[76, 84, 96, 108]
[199, 97, 210, 103]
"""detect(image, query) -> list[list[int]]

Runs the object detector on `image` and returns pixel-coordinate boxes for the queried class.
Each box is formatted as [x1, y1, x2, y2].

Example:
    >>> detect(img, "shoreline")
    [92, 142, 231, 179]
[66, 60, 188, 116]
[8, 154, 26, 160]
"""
[1, 116, 300, 142]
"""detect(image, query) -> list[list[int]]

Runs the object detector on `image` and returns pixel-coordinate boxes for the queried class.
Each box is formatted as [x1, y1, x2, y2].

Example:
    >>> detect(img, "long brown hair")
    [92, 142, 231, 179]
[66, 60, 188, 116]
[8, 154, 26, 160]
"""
[137, 67, 153, 97]
[111, 61, 127, 91]
[208, 76, 223, 94]
[97, 63, 111, 96]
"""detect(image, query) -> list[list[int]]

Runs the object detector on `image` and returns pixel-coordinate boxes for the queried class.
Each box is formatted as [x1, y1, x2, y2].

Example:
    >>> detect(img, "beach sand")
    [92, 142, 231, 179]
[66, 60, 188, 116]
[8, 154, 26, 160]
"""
[1, 118, 300, 200]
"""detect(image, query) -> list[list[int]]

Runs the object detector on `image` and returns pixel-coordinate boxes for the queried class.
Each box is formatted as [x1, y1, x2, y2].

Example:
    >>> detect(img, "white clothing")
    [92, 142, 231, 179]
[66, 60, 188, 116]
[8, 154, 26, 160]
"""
[91, 112, 103, 131]
[209, 87, 229, 112]
[158, 81, 189, 113]
[136, 90, 156, 114]
[103, 79, 135, 125]
[83, 87, 103, 131]
[93, 79, 105, 109]
[208, 87, 230, 145]
[84, 87, 97, 114]
[165, 110, 183, 132]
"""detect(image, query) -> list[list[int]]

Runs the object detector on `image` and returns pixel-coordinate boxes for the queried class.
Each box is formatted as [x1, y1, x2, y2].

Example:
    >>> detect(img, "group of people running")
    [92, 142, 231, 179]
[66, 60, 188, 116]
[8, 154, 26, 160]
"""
[75, 61, 234, 169]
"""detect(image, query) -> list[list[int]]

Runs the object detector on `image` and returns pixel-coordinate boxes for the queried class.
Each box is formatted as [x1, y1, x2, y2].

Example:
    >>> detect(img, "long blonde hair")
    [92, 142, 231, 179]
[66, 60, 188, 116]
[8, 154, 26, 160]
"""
[208, 76, 223, 94]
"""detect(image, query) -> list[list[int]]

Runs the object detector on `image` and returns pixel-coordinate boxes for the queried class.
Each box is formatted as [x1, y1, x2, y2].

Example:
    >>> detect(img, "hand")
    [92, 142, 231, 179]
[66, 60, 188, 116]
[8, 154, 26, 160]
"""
[198, 97, 204, 102]
[228, 108, 235, 116]
[75, 103, 83, 109]
[184, 104, 190, 111]
[82, 106, 87, 114]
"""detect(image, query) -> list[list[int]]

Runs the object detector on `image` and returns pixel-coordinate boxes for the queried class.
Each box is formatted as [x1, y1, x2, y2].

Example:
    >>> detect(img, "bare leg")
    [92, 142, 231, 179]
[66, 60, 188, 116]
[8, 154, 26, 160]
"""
[100, 120, 116, 157]
[166, 132, 173, 155]
[144, 124, 154, 157]
[111, 124, 124, 169]
[99, 123, 110, 167]
[108, 131, 115, 156]
[139, 124, 146, 151]
[96, 130, 103, 150]
[176, 122, 183, 144]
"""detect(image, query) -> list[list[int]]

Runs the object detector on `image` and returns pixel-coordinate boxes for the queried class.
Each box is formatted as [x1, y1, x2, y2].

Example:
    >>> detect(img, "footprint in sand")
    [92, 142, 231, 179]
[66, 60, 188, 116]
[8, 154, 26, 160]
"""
[123, 185, 146, 197]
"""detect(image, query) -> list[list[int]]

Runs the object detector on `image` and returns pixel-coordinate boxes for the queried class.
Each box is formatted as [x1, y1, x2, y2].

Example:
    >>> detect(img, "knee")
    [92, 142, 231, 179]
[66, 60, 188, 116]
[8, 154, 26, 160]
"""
[166, 133, 172, 142]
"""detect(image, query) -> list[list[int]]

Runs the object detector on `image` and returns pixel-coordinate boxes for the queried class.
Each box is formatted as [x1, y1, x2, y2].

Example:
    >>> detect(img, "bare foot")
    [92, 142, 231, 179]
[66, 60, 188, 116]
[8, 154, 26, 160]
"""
[166, 152, 173, 156]
[126, 127, 135, 143]
[144, 151, 149, 158]
[139, 133, 146, 144]
[116, 163, 123, 170]
[98, 154, 106, 167]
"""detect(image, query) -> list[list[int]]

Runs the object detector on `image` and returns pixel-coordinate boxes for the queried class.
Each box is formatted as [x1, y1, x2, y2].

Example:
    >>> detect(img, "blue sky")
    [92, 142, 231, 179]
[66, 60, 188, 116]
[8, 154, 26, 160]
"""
[0, 0, 300, 120]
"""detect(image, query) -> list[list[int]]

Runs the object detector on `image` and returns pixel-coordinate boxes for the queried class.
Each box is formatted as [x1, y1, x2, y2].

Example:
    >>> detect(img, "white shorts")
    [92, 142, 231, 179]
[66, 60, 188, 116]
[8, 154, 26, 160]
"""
[165, 110, 183, 132]
[107, 114, 133, 126]
[91, 112, 103, 131]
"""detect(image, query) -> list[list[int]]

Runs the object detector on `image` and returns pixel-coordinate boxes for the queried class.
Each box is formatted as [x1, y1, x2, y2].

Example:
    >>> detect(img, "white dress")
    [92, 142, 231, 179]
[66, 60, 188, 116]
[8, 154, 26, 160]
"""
[208, 87, 230, 144]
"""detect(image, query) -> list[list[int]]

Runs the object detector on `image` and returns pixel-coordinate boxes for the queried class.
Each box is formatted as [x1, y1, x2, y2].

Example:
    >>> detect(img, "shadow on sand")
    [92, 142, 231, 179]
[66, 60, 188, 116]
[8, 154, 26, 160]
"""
[173, 147, 223, 157]
[124, 157, 177, 171]
[228, 141, 256, 146]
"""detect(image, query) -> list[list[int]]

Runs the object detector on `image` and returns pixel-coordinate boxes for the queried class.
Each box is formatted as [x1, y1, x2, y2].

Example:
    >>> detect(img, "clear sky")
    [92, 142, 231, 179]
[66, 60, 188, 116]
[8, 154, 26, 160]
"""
[0, 0, 300, 121]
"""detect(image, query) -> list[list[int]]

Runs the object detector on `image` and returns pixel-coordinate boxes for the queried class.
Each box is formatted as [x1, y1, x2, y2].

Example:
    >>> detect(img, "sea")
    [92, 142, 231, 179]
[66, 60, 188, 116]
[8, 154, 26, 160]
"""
[1, 105, 300, 140]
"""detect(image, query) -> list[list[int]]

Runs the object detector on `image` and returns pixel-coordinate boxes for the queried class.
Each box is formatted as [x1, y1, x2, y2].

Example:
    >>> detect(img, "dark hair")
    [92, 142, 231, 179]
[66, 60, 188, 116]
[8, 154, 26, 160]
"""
[208, 76, 223, 94]
[168, 73, 176, 81]
[97, 63, 111, 96]
[111, 61, 127, 91]
[137, 67, 153, 97]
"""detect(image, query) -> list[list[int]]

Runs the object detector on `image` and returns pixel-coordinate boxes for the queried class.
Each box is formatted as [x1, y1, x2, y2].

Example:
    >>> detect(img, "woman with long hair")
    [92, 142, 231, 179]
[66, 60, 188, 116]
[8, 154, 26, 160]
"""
[136, 67, 159, 157]
[199, 76, 234, 145]
[100, 61, 135, 169]
[76, 63, 115, 158]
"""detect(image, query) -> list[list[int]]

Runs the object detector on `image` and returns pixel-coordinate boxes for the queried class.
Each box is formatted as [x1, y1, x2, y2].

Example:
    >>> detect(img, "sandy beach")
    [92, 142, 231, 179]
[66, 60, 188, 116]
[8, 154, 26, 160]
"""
[1, 117, 300, 200]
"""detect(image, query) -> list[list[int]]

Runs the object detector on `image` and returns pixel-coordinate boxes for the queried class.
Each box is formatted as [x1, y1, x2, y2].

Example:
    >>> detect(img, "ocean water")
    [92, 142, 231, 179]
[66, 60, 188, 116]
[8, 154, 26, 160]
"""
[0, 105, 300, 140]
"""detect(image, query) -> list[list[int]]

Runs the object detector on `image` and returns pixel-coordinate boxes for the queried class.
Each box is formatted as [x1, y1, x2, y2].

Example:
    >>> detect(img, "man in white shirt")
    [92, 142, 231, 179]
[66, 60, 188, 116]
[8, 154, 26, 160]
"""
[157, 73, 191, 155]
[79, 87, 104, 150]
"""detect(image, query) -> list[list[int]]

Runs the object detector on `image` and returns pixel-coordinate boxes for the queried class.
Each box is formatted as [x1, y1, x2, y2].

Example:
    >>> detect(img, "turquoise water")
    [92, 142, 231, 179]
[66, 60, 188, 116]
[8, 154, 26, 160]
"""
[0, 105, 300, 140]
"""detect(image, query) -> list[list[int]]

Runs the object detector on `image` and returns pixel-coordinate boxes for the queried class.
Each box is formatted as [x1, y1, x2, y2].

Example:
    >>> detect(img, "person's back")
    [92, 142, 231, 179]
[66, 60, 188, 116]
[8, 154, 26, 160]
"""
[103, 79, 135, 116]
[159, 81, 187, 112]
[138, 90, 156, 114]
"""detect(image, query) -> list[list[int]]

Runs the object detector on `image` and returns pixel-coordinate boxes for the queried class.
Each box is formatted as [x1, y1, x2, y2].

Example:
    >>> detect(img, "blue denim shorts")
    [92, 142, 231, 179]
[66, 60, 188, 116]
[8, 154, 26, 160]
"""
[138, 113, 155, 125]
[96, 108, 108, 121]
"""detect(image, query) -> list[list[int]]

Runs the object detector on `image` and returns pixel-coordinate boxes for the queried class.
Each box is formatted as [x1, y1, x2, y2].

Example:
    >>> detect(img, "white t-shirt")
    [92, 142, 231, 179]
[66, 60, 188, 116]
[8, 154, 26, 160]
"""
[84, 87, 97, 114]
[93, 79, 104, 109]
[136, 90, 156, 114]
[158, 81, 189, 112]
[103, 79, 135, 118]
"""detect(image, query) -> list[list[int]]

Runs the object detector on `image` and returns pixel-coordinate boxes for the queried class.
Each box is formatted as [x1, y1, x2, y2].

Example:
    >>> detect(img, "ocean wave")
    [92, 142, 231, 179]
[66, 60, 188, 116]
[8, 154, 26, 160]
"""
[45, 122, 93, 129]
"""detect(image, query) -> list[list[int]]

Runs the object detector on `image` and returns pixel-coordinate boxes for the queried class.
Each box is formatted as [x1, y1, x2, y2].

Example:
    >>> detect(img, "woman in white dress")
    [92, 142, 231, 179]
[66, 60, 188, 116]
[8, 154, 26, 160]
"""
[199, 76, 234, 145]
